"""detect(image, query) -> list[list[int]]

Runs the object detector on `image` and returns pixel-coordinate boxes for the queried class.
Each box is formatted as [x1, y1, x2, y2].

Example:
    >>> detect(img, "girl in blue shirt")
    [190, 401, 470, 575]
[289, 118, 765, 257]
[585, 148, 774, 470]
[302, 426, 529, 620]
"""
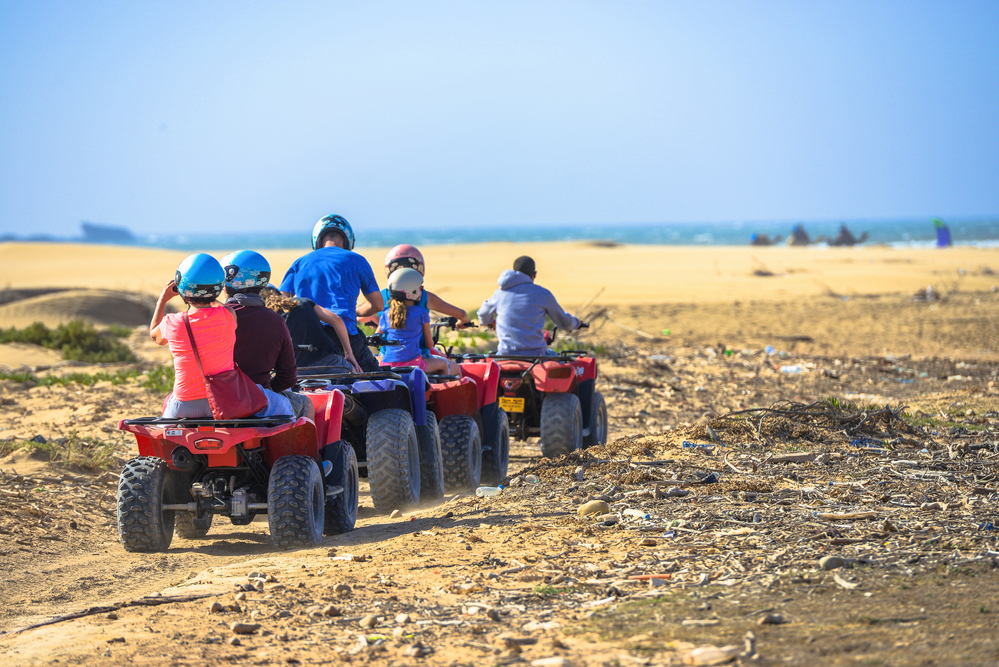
[377, 268, 458, 375]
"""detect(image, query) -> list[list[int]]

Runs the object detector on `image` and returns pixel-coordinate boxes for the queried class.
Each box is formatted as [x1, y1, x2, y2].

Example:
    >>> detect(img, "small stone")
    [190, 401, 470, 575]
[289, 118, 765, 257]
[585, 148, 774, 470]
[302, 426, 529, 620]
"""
[209, 601, 225, 613]
[667, 487, 689, 497]
[758, 613, 785, 625]
[393, 626, 406, 638]
[360, 614, 379, 628]
[487, 608, 501, 621]
[572, 466, 585, 481]
[684, 645, 740, 665]
[265, 574, 278, 583]
[638, 538, 657, 547]
[531, 658, 573, 667]
[235, 592, 247, 601]
[577, 500, 610, 516]
[921, 502, 944, 511]
[106, 612, 118, 620]
[228, 637, 241, 646]
[229, 622, 261, 635]
[248, 571, 262, 579]
[405, 641, 431, 657]
[396, 613, 411, 624]
[815, 453, 831, 465]
[334, 583, 352, 597]
[322, 604, 341, 617]
[275, 610, 292, 618]
[818, 555, 857, 571]
[390, 509, 402, 518]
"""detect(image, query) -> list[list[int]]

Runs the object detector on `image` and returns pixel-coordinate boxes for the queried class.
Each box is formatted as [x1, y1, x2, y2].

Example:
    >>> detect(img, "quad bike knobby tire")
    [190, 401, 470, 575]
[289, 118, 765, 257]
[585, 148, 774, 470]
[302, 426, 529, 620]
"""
[267, 455, 325, 549]
[117, 456, 176, 552]
[419, 411, 445, 503]
[582, 391, 608, 449]
[439, 414, 482, 492]
[481, 408, 510, 485]
[366, 408, 421, 510]
[540, 393, 582, 458]
[324, 443, 359, 535]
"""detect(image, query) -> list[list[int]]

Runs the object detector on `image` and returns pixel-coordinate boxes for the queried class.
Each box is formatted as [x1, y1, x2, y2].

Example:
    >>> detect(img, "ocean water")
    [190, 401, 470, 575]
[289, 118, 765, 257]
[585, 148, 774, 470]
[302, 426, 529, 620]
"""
[13, 217, 999, 251]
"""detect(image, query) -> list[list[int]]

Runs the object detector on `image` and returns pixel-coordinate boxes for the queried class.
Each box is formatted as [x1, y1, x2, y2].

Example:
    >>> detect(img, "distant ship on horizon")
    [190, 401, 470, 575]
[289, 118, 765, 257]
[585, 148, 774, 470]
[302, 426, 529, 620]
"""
[81, 221, 135, 243]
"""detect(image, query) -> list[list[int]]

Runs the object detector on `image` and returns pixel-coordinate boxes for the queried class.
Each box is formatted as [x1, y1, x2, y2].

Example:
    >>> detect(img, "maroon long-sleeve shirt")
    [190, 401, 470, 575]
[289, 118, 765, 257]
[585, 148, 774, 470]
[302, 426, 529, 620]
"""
[226, 294, 297, 392]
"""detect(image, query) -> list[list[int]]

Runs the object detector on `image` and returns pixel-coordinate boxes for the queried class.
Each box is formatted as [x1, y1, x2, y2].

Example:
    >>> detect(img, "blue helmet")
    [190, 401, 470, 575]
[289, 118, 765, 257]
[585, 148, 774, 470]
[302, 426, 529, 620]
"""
[220, 250, 271, 291]
[175, 253, 225, 299]
[312, 214, 355, 251]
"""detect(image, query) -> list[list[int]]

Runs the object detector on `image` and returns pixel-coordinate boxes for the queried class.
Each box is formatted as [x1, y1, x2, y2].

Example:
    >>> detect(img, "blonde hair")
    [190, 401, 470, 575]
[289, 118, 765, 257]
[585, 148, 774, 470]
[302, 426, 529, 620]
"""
[262, 286, 300, 314]
[388, 298, 410, 330]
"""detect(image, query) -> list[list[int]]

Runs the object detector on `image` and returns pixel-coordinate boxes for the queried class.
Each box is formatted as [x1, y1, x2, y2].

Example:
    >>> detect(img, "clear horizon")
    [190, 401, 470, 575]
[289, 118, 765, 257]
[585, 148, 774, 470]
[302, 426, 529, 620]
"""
[2, 1, 997, 237]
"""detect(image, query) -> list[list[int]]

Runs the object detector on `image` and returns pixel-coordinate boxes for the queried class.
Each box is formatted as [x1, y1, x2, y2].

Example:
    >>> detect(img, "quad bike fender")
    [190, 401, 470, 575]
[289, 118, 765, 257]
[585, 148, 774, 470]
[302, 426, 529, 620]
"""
[402, 367, 429, 427]
[427, 376, 479, 420]
[458, 359, 501, 409]
[572, 356, 598, 382]
[532, 361, 578, 393]
[119, 418, 316, 470]
[307, 389, 345, 446]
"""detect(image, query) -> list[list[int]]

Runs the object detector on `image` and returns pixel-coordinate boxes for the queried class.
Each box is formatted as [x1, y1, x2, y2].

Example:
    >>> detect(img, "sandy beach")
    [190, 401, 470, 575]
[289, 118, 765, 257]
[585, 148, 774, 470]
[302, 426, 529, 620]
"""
[3, 240, 999, 666]
[3, 241, 999, 361]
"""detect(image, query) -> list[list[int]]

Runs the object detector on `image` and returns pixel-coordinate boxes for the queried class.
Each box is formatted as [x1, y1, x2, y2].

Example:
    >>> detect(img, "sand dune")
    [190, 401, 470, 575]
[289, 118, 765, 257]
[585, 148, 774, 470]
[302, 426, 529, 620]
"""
[0, 288, 154, 329]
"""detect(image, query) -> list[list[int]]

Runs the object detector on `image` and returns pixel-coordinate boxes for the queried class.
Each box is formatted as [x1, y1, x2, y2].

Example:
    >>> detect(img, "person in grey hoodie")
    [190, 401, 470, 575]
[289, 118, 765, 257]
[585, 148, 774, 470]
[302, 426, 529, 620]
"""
[478, 256, 582, 356]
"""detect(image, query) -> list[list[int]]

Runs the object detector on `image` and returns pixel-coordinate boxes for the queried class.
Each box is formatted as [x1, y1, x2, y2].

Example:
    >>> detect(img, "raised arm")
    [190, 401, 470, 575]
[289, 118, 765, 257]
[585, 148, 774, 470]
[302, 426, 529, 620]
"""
[149, 280, 178, 345]
[427, 291, 470, 324]
[315, 305, 362, 373]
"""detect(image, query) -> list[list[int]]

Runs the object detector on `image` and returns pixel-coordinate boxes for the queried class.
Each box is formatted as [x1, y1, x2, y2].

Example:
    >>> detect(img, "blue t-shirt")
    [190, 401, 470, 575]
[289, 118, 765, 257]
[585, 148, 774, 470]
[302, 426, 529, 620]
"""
[378, 306, 429, 362]
[280, 247, 379, 335]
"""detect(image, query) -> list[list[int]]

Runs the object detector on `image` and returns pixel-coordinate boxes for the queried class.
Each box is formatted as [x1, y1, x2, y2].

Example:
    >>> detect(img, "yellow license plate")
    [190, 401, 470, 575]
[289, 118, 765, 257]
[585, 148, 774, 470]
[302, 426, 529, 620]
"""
[499, 397, 525, 413]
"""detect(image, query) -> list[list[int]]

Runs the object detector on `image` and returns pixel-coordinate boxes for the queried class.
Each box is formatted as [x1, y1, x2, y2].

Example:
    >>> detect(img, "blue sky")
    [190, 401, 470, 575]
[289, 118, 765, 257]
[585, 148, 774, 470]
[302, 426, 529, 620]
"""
[1, 1, 997, 237]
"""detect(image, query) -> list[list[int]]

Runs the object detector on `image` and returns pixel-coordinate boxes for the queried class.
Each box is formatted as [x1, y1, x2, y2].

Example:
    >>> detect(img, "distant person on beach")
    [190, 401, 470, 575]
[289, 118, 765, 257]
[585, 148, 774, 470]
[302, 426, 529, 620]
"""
[749, 233, 781, 246]
[787, 224, 811, 246]
[150, 253, 292, 419]
[279, 215, 383, 372]
[262, 286, 361, 374]
[221, 250, 313, 420]
[376, 268, 459, 374]
[828, 224, 868, 247]
[478, 255, 583, 356]
[934, 218, 952, 248]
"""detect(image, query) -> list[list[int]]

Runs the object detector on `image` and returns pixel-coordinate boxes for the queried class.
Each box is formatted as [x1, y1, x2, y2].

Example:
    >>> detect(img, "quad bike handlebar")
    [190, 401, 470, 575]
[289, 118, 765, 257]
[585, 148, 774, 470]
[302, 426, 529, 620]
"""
[365, 333, 404, 348]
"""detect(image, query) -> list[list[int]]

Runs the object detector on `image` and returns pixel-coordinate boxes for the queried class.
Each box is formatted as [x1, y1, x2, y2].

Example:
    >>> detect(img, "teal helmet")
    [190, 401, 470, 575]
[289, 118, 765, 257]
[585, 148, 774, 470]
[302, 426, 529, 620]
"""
[312, 214, 355, 250]
[175, 253, 224, 299]
[220, 249, 271, 291]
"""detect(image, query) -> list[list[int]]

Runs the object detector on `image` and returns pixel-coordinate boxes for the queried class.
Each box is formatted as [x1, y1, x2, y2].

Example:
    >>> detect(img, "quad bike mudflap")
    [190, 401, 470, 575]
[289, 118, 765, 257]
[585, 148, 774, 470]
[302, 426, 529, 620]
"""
[116, 387, 359, 553]
[297, 360, 443, 511]
[460, 345, 607, 459]
[426, 318, 509, 489]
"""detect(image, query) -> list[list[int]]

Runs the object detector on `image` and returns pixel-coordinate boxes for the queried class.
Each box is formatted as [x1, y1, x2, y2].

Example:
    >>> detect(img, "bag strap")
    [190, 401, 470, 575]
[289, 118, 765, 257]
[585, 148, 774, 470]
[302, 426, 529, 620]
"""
[183, 312, 208, 379]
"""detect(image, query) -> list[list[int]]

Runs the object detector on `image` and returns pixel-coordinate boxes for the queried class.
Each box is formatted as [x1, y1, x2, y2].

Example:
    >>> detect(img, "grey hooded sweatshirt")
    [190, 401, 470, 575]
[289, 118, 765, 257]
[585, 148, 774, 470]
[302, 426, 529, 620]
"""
[478, 270, 580, 356]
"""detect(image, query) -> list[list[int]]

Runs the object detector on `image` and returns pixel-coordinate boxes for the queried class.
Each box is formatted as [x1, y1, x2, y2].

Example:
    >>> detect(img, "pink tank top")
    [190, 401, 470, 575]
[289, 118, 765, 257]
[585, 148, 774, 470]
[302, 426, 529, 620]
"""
[160, 305, 237, 401]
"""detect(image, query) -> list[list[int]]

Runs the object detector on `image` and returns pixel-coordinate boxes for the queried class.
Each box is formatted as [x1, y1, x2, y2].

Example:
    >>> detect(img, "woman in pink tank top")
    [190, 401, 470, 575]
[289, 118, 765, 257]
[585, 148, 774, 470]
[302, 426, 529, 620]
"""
[150, 254, 292, 419]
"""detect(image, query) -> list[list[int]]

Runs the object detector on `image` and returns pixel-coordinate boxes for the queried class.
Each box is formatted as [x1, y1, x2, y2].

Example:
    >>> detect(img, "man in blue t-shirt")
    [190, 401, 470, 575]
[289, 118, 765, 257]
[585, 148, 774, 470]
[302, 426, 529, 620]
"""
[279, 215, 384, 372]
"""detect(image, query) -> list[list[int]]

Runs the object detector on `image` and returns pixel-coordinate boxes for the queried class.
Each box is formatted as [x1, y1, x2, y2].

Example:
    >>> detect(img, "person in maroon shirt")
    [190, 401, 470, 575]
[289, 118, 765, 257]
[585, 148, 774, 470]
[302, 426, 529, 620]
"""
[221, 250, 314, 421]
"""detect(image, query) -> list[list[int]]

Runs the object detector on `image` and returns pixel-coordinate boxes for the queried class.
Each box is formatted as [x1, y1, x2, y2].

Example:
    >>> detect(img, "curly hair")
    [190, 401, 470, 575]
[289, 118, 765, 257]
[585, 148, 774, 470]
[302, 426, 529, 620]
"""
[261, 286, 300, 314]
[388, 298, 409, 330]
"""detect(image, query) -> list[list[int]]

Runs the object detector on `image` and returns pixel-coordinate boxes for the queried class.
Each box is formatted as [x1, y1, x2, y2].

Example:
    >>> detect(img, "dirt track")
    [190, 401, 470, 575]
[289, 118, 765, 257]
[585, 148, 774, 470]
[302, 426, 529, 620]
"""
[3, 291, 999, 665]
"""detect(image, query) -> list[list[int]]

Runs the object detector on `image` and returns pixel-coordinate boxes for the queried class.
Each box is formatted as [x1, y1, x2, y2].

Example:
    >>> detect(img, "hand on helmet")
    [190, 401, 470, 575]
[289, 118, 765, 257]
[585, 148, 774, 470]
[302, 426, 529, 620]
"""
[159, 280, 179, 301]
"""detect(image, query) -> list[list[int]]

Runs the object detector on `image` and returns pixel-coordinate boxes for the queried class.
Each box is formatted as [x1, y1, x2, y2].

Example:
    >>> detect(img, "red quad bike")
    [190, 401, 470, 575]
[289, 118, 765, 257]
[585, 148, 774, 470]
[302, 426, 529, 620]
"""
[115, 387, 359, 553]
[466, 325, 607, 458]
[420, 318, 510, 489]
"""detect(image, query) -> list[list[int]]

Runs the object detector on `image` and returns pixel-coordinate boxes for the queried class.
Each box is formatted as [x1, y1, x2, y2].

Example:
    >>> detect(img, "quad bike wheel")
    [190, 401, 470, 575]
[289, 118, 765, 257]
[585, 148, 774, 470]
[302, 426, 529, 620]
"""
[540, 393, 582, 458]
[439, 414, 482, 492]
[267, 455, 325, 549]
[367, 408, 421, 510]
[480, 408, 510, 485]
[419, 411, 445, 502]
[324, 443, 359, 535]
[117, 456, 175, 553]
[582, 391, 608, 449]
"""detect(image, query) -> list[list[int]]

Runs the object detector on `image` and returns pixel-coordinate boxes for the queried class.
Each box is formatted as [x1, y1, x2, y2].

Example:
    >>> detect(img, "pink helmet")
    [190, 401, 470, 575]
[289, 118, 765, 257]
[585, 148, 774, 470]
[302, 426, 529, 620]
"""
[384, 244, 425, 277]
